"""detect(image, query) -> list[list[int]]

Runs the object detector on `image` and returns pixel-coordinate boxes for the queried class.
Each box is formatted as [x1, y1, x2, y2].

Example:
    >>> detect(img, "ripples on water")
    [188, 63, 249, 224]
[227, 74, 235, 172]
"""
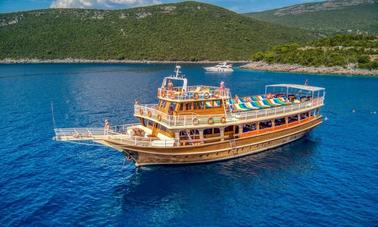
[0, 64, 377, 226]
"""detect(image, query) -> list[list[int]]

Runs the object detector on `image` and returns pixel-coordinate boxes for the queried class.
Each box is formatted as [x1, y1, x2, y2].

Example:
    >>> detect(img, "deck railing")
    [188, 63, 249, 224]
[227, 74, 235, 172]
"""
[54, 124, 179, 148]
[134, 97, 324, 128]
[157, 86, 230, 100]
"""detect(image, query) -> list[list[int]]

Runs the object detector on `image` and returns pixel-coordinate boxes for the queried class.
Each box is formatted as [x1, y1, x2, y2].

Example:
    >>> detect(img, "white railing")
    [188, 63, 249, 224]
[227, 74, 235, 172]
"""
[134, 97, 324, 128]
[54, 124, 179, 148]
[157, 85, 231, 100]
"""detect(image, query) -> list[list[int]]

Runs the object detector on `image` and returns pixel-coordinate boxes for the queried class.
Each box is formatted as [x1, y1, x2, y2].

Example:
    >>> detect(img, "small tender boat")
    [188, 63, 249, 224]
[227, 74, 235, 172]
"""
[54, 66, 326, 166]
[204, 62, 233, 72]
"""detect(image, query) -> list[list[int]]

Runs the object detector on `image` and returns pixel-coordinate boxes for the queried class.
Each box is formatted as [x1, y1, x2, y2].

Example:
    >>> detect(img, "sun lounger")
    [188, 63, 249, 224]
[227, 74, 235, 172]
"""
[245, 102, 259, 109]
[250, 101, 264, 109]
[256, 101, 270, 108]
[243, 97, 252, 102]
[265, 99, 281, 106]
[238, 103, 252, 111]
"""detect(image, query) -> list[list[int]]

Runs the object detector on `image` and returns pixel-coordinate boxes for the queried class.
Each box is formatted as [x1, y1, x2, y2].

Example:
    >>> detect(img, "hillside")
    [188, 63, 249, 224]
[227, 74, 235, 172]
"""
[0, 1, 314, 61]
[246, 0, 378, 34]
[251, 35, 378, 70]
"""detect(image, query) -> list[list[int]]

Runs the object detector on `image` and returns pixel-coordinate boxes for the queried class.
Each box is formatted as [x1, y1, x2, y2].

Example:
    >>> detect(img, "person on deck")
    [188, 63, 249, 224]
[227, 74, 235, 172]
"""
[220, 81, 225, 96]
[104, 119, 110, 134]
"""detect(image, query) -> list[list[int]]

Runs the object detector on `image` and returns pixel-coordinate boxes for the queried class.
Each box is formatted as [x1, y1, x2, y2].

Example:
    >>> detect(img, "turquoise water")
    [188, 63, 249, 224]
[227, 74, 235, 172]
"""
[0, 64, 377, 225]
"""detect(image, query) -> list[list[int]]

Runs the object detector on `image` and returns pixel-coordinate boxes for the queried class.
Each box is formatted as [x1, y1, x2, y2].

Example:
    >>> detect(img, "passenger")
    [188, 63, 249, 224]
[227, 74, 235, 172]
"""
[234, 95, 239, 103]
[104, 119, 110, 132]
[219, 81, 225, 96]
[167, 79, 173, 90]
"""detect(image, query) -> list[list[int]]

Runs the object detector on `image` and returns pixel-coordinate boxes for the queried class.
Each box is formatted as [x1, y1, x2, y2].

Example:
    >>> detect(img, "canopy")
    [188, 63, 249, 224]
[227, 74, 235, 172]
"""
[265, 84, 325, 92]
[265, 84, 325, 98]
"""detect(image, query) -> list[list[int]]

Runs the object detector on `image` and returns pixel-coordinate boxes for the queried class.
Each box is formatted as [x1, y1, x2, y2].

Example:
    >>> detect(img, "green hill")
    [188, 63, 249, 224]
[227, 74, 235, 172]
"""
[246, 0, 378, 35]
[252, 35, 378, 70]
[0, 1, 315, 61]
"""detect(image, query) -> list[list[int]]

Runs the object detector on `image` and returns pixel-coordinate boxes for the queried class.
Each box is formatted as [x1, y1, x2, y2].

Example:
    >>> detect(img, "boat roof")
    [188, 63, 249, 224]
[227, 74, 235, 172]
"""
[266, 84, 325, 92]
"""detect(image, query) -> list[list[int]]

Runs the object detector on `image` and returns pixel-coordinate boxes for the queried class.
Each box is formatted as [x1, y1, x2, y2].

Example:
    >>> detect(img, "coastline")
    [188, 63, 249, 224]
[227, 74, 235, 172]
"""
[0, 58, 249, 64]
[240, 61, 378, 76]
[2, 58, 377, 76]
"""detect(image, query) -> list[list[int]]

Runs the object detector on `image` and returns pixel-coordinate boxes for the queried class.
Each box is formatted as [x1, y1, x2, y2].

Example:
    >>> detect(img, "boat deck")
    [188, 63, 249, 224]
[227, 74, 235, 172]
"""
[134, 97, 324, 129]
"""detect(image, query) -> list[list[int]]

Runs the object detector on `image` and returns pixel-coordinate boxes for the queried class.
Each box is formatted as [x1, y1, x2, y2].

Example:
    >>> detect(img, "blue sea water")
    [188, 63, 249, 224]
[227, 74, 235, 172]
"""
[0, 63, 377, 226]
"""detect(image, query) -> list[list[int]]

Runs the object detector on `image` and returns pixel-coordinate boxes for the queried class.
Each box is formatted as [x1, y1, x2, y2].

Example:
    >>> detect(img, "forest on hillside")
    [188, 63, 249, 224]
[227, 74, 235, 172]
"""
[252, 35, 378, 70]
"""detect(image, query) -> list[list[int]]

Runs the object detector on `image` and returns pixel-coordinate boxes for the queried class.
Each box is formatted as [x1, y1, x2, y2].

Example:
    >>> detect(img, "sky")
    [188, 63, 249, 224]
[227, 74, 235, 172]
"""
[0, 0, 322, 13]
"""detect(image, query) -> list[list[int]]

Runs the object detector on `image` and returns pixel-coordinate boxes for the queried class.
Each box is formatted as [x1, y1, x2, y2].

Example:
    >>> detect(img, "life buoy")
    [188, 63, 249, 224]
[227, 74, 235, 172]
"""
[147, 111, 152, 118]
[208, 117, 214, 125]
[157, 115, 162, 122]
[220, 117, 226, 124]
[193, 93, 199, 100]
[193, 118, 200, 125]
[139, 109, 144, 115]
[204, 92, 210, 99]
[73, 132, 80, 138]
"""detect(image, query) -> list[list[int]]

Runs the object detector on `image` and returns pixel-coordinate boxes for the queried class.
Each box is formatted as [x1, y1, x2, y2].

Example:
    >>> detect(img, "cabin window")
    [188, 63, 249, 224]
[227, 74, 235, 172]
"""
[179, 104, 184, 111]
[194, 102, 204, 110]
[170, 103, 177, 111]
[274, 118, 286, 126]
[147, 120, 154, 127]
[225, 126, 234, 133]
[203, 128, 221, 136]
[158, 124, 167, 132]
[300, 112, 309, 120]
[288, 115, 299, 123]
[204, 128, 212, 135]
[185, 103, 192, 111]
[160, 100, 167, 109]
[205, 101, 212, 109]
[259, 120, 272, 129]
[243, 123, 256, 133]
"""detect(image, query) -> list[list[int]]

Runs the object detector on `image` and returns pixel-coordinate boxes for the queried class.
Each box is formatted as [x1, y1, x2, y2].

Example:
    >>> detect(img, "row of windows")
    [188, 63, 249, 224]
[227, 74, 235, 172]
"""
[159, 100, 223, 111]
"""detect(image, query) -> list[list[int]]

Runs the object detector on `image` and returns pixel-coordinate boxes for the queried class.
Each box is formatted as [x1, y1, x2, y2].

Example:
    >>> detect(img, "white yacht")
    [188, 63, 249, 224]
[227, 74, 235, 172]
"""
[204, 62, 233, 72]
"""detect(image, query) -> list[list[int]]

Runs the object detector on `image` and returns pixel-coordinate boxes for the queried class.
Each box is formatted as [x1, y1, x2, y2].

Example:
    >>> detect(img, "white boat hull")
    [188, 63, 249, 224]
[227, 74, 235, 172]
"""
[204, 67, 233, 72]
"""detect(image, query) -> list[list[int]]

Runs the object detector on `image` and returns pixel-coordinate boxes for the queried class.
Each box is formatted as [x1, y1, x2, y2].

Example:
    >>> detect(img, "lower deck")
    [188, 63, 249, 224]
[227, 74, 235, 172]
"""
[104, 116, 322, 166]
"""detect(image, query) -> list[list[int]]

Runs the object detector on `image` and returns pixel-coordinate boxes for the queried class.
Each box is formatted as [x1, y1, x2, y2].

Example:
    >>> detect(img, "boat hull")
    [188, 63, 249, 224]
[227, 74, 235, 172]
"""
[106, 116, 322, 166]
[204, 67, 233, 72]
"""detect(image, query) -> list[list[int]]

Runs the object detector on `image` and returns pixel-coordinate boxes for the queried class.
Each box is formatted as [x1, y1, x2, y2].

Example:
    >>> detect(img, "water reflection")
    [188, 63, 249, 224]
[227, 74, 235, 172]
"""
[113, 137, 319, 222]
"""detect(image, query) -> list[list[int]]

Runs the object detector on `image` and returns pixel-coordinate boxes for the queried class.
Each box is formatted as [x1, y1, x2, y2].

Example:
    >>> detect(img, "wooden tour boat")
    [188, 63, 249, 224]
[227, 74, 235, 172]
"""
[54, 66, 326, 166]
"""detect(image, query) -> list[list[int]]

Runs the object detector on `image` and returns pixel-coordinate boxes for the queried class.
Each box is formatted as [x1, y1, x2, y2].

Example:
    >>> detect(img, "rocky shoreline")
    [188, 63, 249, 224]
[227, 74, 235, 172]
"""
[0, 58, 249, 64]
[240, 61, 378, 76]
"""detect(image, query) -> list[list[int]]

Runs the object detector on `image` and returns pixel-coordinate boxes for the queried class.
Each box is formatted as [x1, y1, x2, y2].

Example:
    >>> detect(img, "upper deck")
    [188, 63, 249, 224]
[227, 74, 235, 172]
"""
[157, 85, 231, 101]
[136, 82, 326, 129]
[135, 96, 324, 129]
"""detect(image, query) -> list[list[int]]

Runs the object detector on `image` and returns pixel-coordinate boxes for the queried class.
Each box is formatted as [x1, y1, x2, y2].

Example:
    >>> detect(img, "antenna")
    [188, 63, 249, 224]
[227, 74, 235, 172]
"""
[174, 65, 181, 77]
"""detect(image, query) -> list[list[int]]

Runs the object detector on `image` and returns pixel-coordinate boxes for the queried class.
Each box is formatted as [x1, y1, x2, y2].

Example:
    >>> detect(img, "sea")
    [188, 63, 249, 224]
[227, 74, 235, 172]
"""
[0, 63, 377, 226]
